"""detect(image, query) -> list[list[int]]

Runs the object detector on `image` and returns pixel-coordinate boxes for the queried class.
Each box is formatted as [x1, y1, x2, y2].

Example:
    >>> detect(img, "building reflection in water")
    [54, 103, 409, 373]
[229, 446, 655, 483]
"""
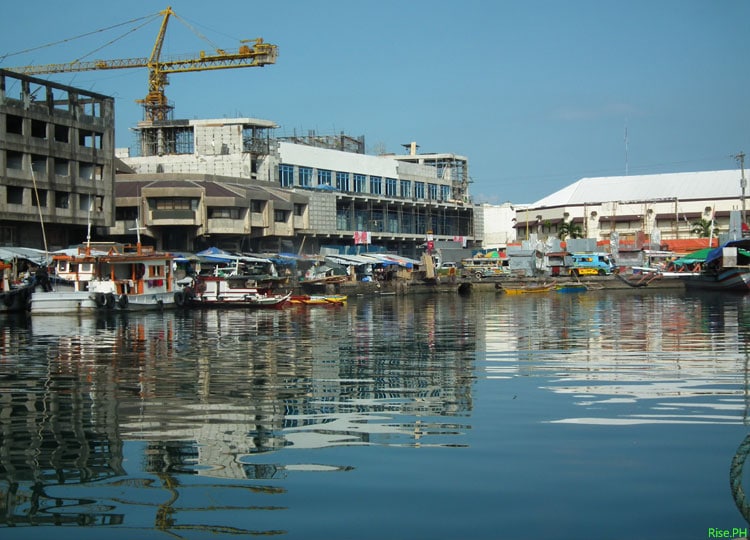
[483, 291, 750, 426]
[0, 295, 476, 533]
[3, 291, 746, 533]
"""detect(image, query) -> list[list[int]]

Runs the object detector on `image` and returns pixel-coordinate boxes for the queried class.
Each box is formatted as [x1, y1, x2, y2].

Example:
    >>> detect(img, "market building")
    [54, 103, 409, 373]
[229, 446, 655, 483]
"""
[511, 170, 749, 250]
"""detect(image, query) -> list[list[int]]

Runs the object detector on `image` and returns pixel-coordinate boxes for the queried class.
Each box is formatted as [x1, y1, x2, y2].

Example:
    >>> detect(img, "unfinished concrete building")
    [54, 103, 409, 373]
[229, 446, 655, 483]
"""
[0, 69, 115, 250]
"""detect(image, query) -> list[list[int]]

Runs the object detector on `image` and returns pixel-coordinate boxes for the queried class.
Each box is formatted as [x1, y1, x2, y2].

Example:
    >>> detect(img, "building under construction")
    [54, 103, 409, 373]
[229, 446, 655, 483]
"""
[0, 69, 115, 250]
[115, 117, 476, 256]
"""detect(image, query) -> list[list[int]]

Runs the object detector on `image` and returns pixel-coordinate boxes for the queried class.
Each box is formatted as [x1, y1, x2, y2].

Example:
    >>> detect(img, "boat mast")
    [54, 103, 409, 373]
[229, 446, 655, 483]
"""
[30, 169, 49, 260]
[736, 152, 747, 227]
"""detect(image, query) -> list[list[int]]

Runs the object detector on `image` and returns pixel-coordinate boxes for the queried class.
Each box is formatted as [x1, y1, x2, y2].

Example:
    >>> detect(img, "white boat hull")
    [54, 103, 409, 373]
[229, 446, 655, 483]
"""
[187, 276, 290, 308]
[30, 290, 179, 314]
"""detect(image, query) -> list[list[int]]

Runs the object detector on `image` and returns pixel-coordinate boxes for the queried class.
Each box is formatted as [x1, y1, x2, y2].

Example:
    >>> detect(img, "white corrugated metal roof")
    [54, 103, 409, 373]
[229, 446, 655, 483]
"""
[325, 254, 376, 266]
[533, 170, 744, 208]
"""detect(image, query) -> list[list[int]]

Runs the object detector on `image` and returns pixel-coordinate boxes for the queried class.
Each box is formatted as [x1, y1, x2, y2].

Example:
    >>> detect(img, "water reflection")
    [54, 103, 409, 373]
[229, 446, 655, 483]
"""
[0, 290, 748, 535]
[483, 291, 750, 426]
[0, 295, 476, 533]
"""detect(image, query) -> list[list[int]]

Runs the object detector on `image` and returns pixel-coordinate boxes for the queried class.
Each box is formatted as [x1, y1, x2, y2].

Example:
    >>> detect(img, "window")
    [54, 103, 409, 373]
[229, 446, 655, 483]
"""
[209, 208, 241, 219]
[400, 180, 411, 198]
[440, 185, 451, 201]
[6, 151, 23, 170]
[31, 189, 47, 208]
[318, 169, 332, 186]
[294, 203, 306, 216]
[79, 162, 94, 180]
[7, 186, 23, 205]
[279, 164, 294, 187]
[414, 182, 425, 199]
[295, 166, 310, 187]
[150, 198, 198, 210]
[251, 200, 265, 213]
[54, 124, 69, 143]
[31, 119, 46, 139]
[78, 130, 103, 149]
[115, 206, 138, 220]
[6, 115, 22, 135]
[385, 178, 397, 197]
[274, 209, 288, 222]
[370, 176, 382, 195]
[55, 191, 70, 209]
[336, 172, 350, 191]
[79, 193, 94, 212]
[54, 158, 69, 176]
[354, 174, 366, 193]
[428, 183, 438, 200]
[82, 100, 102, 118]
[31, 155, 46, 174]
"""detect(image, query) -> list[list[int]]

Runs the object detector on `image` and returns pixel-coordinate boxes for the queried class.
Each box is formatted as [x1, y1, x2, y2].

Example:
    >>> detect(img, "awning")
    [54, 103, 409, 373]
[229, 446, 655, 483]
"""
[0, 247, 50, 265]
[705, 239, 750, 265]
[196, 247, 270, 264]
[325, 254, 377, 266]
[673, 248, 712, 265]
[366, 254, 421, 268]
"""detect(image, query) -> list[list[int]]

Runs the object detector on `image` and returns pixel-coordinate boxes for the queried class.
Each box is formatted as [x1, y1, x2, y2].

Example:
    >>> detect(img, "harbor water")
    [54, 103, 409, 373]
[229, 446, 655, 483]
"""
[1, 288, 749, 539]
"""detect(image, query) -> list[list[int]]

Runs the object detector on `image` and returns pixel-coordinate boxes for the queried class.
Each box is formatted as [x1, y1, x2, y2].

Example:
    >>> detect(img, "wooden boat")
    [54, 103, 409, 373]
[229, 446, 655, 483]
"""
[499, 282, 555, 295]
[289, 294, 347, 306]
[185, 275, 291, 308]
[555, 282, 588, 293]
[0, 248, 54, 312]
[685, 239, 750, 293]
[30, 244, 181, 314]
[0, 261, 34, 312]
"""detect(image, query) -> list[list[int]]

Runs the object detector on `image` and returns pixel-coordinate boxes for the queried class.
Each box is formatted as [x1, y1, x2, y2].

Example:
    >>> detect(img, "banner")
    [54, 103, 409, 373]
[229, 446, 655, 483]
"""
[354, 231, 371, 245]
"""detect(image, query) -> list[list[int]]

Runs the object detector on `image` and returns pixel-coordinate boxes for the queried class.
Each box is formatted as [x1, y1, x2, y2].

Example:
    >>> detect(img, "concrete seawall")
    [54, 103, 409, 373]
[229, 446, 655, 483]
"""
[306, 273, 689, 297]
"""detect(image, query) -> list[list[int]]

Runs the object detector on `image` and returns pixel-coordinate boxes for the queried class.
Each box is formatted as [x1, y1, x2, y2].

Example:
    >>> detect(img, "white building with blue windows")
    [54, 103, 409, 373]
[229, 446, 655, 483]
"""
[114, 117, 476, 256]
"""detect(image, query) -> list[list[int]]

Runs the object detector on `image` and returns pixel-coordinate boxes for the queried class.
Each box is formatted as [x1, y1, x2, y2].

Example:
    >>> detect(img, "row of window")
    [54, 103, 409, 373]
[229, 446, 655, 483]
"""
[5, 185, 103, 211]
[5, 114, 104, 148]
[279, 164, 452, 201]
[141, 197, 305, 224]
[5, 150, 104, 180]
[335, 208, 462, 235]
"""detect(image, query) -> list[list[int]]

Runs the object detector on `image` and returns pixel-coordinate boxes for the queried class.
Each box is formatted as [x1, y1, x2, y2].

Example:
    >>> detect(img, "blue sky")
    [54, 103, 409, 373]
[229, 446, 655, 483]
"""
[2, 0, 748, 204]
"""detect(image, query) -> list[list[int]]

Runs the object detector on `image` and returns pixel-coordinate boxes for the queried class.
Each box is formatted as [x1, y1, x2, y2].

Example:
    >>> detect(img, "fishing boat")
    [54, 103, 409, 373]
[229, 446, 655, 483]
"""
[184, 275, 291, 308]
[684, 239, 750, 293]
[498, 282, 555, 295]
[555, 282, 588, 293]
[0, 261, 34, 312]
[289, 294, 347, 306]
[30, 243, 181, 314]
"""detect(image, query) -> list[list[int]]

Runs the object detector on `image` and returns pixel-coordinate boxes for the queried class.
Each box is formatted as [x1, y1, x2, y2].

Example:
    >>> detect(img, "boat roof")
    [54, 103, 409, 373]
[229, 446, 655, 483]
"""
[705, 238, 750, 265]
[0, 246, 49, 264]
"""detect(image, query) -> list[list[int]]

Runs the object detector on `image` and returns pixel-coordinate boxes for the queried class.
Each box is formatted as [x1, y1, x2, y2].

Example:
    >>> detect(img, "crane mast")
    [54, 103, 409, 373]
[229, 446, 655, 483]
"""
[5, 6, 278, 121]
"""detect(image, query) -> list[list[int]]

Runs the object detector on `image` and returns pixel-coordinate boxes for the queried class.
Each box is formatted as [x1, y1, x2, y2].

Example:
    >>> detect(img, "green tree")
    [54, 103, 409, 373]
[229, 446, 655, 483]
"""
[691, 218, 719, 238]
[558, 221, 583, 241]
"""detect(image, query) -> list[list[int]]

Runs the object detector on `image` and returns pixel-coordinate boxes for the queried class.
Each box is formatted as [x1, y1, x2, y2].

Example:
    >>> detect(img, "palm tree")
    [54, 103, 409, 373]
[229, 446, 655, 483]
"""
[692, 218, 718, 238]
[558, 221, 583, 241]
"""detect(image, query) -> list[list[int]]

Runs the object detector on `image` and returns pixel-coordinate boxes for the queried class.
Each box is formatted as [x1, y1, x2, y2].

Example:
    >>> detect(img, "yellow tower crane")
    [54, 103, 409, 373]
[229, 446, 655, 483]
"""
[5, 6, 278, 122]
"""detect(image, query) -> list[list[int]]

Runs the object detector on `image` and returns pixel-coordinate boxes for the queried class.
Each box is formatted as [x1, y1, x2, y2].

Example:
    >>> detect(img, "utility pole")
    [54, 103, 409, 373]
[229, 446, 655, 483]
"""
[736, 152, 747, 227]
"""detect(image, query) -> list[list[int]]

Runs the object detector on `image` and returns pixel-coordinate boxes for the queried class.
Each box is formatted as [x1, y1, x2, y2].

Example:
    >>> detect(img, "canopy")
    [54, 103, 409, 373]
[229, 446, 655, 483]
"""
[366, 253, 421, 268]
[172, 252, 199, 262]
[673, 248, 712, 266]
[196, 247, 271, 264]
[0, 246, 49, 265]
[705, 239, 750, 265]
[195, 247, 234, 262]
